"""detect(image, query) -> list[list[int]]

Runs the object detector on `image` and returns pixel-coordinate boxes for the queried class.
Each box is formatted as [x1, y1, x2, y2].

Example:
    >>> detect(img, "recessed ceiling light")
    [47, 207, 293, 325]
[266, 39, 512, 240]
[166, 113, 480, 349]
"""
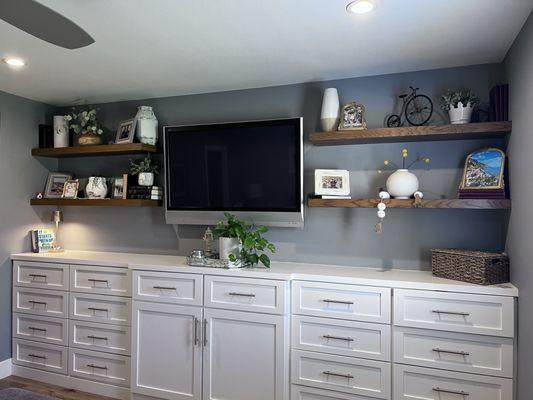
[3, 57, 26, 67]
[346, 0, 374, 15]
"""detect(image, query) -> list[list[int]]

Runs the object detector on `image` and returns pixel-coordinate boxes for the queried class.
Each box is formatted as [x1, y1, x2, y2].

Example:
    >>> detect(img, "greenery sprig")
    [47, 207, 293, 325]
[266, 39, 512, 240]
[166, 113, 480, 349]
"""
[129, 154, 160, 175]
[440, 89, 479, 111]
[378, 148, 430, 174]
[64, 108, 103, 135]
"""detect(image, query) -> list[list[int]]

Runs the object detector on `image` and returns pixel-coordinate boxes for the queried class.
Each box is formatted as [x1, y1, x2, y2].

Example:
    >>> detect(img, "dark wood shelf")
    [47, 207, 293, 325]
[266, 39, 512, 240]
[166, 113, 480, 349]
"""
[308, 198, 511, 209]
[309, 122, 511, 145]
[31, 143, 159, 158]
[30, 198, 162, 207]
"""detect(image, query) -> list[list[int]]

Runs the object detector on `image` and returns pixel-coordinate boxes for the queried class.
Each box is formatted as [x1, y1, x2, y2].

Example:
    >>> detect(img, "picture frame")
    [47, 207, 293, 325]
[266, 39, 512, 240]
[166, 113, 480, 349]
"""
[115, 118, 137, 144]
[314, 169, 350, 196]
[112, 177, 125, 199]
[61, 179, 79, 199]
[338, 102, 367, 130]
[44, 173, 73, 198]
[460, 148, 505, 190]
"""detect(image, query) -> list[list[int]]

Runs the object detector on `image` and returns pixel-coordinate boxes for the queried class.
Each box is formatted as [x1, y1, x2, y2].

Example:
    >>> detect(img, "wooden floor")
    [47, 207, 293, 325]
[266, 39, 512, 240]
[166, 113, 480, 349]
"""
[0, 376, 116, 400]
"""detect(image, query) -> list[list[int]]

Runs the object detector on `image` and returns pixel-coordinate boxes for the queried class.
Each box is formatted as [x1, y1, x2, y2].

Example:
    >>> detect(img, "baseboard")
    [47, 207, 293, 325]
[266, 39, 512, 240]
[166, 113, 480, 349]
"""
[12, 365, 130, 400]
[0, 358, 12, 379]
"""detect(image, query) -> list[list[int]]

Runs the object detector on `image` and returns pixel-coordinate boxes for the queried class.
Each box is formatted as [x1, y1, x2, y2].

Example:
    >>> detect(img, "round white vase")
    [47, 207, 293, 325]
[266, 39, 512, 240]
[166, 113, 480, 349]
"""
[135, 106, 158, 145]
[449, 102, 474, 124]
[320, 88, 340, 132]
[219, 237, 241, 266]
[85, 177, 108, 199]
[138, 172, 154, 186]
[53, 115, 69, 148]
[386, 169, 419, 199]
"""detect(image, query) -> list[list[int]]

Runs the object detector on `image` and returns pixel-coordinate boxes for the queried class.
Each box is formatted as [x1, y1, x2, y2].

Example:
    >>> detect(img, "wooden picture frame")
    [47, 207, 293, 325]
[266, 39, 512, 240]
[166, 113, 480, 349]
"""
[314, 169, 350, 196]
[115, 118, 137, 144]
[460, 148, 505, 190]
[61, 179, 79, 199]
[44, 173, 73, 198]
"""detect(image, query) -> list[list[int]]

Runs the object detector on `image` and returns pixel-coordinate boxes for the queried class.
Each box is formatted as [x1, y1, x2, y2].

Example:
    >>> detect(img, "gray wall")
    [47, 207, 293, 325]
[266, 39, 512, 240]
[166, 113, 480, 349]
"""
[0, 91, 55, 361]
[504, 11, 533, 400]
[57, 63, 508, 268]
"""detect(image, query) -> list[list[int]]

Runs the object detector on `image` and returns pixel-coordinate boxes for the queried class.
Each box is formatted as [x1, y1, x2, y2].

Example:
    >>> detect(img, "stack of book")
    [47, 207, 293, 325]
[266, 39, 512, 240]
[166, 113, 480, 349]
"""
[458, 188, 506, 199]
[489, 84, 509, 122]
[127, 185, 164, 200]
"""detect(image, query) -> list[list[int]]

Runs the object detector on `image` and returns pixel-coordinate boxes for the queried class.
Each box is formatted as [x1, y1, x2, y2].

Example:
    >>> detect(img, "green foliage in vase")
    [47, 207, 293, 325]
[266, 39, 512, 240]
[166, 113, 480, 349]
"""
[440, 89, 480, 111]
[64, 108, 103, 135]
[129, 154, 160, 175]
[213, 212, 276, 268]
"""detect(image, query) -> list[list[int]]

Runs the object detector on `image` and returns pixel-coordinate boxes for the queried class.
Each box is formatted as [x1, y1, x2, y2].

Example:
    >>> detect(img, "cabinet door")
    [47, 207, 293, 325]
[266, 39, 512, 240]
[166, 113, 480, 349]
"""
[132, 301, 203, 400]
[203, 308, 288, 400]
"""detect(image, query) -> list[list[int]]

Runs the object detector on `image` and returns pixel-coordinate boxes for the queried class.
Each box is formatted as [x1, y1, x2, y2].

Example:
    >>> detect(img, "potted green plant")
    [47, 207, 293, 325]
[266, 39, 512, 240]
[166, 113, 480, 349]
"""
[440, 89, 479, 124]
[129, 154, 160, 186]
[213, 212, 276, 268]
[64, 108, 104, 145]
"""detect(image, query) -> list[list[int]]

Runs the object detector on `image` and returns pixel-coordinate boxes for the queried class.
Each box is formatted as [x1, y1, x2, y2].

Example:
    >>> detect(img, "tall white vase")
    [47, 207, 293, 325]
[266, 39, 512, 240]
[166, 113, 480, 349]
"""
[320, 88, 340, 131]
[53, 115, 69, 148]
[135, 106, 158, 145]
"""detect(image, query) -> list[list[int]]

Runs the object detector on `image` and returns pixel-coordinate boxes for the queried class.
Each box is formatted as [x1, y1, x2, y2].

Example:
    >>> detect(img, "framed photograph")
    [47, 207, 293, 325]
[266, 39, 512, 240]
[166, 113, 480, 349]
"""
[112, 177, 125, 199]
[460, 148, 505, 190]
[115, 118, 136, 144]
[44, 173, 73, 198]
[338, 102, 367, 130]
[61, 179, 79, 199]
[314, 169, 350, 196]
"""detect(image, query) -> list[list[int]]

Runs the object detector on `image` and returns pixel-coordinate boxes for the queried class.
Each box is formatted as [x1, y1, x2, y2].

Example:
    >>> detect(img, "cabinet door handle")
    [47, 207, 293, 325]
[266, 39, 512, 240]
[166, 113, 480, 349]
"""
[322, 371, 354, 379]
[88, 307, 109, 313]
[433, 387, 469, 396]
[29, 274, 47, 280]
[88, 279, 109, 286]
[203, 319, 208, 347]
[323, 334, 354, 342]
[322, 299, 354, 305]
[87, 335, 108, 341]
[87, 364, 108, 370]
[28, 300, 47, 307]
[432, 348, 470, 356]
[28, 326, 47, 333]
[228, 292, 256, 297]
[28, 354, 47, 360]
[153, 286, 177, 290]
[193, 318, 200, 346]
[432, 310, 470, 316]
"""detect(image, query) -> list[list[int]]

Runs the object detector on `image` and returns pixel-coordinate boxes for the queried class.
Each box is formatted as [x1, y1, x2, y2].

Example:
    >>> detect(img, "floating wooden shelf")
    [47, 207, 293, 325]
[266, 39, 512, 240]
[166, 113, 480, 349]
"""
[309, 122, 512, 145]
[308, 198, 511, 209]
[31, 143, 159, 158]
[30, 198, 162, 207]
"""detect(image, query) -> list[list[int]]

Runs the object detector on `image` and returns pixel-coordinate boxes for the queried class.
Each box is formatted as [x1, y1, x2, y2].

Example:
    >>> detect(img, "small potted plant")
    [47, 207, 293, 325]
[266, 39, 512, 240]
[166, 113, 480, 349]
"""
[440, 89, 479, 124]
[213, 212, 276, 268]
[64, 108, 104, 145]
[129, 154, 160, 186]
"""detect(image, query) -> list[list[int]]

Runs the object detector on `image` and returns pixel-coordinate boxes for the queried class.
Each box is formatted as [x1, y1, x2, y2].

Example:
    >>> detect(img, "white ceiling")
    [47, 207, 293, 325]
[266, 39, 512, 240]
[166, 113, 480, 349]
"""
[1, 0, 532, 106]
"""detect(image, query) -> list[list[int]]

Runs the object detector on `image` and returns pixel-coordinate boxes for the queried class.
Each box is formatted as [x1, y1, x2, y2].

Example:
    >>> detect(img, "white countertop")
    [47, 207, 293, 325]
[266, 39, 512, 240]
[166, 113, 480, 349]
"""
[11, 250, 518, 297]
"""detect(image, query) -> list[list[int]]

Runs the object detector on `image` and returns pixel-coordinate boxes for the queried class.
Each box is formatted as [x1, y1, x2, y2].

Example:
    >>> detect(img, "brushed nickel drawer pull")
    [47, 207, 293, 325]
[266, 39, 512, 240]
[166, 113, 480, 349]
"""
[433, 387, 469, 396]
[228, 292, 256, 297]
[88, 307, 109, 313]
[322, 371, 354, 379]
[432, 310, 470, 316]
[87, 364, 108, 370]
[87, 335, 108, 341]
[432, 348, 470, 356]
[28, 354, 47, 359]
[323, 334, 355, 342]
[88, 279, 109, 286]
[193, 317, 200, 346]
[153, 286, 177, 290]
[28, 300, 47, 307]
[29, 274, 47, 280]
[203, 319, 208, 347]
[323, 299, 354, 305]
[28, 326, 47, 333]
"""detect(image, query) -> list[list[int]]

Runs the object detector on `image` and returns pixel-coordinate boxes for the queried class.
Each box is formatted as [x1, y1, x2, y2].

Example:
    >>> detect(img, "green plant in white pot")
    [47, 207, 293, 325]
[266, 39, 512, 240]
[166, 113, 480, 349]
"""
[213, 212, 276, 268]
[440, 89, 479, 124]
[129, 154, 160, 186]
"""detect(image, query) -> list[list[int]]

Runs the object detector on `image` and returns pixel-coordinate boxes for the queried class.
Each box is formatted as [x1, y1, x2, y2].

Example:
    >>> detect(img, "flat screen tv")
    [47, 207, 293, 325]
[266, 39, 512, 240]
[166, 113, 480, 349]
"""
[164, 118, 303, 227]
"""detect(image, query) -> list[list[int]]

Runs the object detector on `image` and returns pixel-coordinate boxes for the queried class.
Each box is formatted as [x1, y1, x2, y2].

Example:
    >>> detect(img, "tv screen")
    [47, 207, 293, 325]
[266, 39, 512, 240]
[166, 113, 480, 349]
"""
[164, 118, 302, 225]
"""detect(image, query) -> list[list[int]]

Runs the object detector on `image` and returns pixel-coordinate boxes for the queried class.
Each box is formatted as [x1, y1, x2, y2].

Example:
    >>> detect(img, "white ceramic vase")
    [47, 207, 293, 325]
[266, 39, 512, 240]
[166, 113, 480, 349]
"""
[386, 169, 419, 199]
[219, 237, 241, 267]
[320, 88, 340, 132]
[138, 172, 154, 186]
[135, 106, 158, 145]
[449, 102, 474, 124]
[53, 115, 69, 148]
[85, 177, 108, 199]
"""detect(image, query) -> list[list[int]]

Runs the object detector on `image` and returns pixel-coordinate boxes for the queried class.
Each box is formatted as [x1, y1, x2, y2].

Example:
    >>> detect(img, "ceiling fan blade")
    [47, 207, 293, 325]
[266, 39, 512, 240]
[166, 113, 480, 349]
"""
[0, 0, 94, 49]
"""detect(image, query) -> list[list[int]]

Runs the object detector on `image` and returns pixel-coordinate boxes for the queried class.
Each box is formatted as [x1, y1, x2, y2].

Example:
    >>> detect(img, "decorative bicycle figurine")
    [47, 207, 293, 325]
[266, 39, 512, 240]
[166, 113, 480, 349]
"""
[386, 86, 433, 127]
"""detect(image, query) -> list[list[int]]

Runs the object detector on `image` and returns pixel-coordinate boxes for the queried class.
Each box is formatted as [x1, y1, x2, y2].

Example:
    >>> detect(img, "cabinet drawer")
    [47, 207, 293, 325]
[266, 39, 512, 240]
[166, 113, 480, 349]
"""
[204, 275, 287, 314]
[292, 281, 391, 324]
[292, 315, 390, 361]
[70, 320, 131, 355]
[291, 350, 391, 399]
[393, 327, 513, 378]
[292, 385, 377, 400]
[13, 287, 68, 318]
[71, 265, 131, 297]
[13, 313, 68, 346]
[70, 293, 131, 326]
[14, 261, 69, 291]
[69, 348, 130, 387]
[133, 270, 203, 306]
[12, 339, 67, 375]
[393, 364, 513, 400]
[393, 289, 515, 337]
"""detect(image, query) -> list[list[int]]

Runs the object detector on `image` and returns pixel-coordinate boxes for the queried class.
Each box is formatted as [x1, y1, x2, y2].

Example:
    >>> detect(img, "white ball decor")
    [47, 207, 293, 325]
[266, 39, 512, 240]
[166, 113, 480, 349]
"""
[377, 202, 386, 211]
[377, 210, 386, 219]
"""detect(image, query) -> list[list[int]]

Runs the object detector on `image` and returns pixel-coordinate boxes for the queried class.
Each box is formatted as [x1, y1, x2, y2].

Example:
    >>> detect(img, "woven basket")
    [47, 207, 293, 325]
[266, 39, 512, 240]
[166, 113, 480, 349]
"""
[431, 249, 509, 285]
